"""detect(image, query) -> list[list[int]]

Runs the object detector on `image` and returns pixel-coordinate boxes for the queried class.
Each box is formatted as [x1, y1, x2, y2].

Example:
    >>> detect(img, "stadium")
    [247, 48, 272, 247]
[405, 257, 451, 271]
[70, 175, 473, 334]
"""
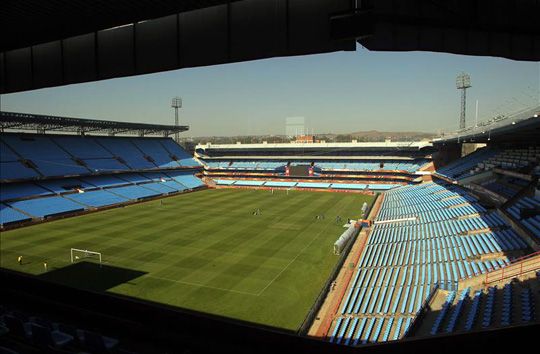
[1, 1, 539, 354]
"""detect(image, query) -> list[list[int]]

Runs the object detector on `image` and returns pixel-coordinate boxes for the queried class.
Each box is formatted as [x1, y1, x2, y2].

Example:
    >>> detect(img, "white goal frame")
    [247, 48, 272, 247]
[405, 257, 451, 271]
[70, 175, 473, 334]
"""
[70, 248, 102, 265]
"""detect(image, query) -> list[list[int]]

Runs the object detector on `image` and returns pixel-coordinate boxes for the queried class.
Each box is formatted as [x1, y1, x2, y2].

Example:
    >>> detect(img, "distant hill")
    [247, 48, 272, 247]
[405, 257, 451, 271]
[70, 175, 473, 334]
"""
[185, 131, 435, 145]
[317, 130, 435, 142]
[349, 130, 435, 141]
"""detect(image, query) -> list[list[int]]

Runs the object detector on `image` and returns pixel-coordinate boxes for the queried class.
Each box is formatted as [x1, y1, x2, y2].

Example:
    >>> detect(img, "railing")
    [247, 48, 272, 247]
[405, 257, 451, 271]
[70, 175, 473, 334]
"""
[434, 105, 540, 142]
[484, 250, 540, 285]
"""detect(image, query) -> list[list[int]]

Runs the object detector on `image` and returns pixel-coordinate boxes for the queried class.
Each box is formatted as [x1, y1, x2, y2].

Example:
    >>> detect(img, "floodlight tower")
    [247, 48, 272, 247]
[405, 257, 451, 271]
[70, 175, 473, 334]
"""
[171, 96, 182, 142]
[456, 72, 471, 129]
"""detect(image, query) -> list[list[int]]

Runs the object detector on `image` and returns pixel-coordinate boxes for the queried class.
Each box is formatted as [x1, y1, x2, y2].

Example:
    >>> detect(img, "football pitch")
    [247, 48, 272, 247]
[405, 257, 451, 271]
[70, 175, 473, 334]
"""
[0, 188, 374, 330]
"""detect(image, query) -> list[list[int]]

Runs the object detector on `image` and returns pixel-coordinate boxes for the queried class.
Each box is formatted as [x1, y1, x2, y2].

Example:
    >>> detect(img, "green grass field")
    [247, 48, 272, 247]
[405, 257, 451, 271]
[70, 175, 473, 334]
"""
[0, 188, 374, 331]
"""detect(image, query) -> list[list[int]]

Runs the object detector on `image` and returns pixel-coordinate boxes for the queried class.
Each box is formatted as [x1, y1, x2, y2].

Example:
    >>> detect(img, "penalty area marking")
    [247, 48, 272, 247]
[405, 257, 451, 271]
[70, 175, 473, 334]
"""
[145, 275, 261, 296]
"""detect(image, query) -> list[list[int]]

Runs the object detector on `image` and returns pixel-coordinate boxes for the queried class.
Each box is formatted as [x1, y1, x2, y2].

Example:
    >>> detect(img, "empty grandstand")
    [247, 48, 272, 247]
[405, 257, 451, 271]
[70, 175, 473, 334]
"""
[0, 113, 203, 229]
[327, 182, 529, 344]
[197, 140, 434, 192]
[1, 1, 539, 353]
[303, 110, 540, 347]
[2, 109, 539, 354]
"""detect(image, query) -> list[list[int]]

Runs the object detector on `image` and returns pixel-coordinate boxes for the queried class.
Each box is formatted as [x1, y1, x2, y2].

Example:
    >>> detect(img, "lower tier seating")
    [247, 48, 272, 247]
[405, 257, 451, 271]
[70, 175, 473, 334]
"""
[0, 172, 204, 227]
[330, 181, 529, 346]
[214, 179, 400, 191]
[6, 197, 85, 218]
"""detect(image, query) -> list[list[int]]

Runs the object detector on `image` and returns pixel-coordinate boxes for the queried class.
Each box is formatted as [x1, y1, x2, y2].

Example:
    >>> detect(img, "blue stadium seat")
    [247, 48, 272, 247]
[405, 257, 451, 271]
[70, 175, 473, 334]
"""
[65, 190, 130, 208]
[0, 183, 53, 201]
[0, 204, 32, 225]
[7, 196, 85, 218]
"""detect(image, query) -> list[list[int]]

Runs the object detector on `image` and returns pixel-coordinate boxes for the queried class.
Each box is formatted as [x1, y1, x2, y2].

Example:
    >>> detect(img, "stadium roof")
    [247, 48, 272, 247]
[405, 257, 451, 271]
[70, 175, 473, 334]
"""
[0, 0, 239, 52]
[433, 106, 540, 144]
[0, 111, 188, 136]
[347, 0, 540, 62]
[2, 0, 538, 94]
[197, 141, 433, 150]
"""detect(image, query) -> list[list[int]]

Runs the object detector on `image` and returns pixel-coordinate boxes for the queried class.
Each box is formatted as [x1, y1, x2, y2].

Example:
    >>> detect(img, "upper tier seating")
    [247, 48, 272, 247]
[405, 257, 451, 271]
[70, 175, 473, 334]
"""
[436, 145, 539, 180]
[1, 135, 90, 177]
[84, 158, 130, 172]
[480, 180, 521, 199]
[0, 134, 200, 181]
[0, 183, 53, 202]
[436, 148, 498, 180]
[507, 195, 540, 242]
[160, 139, 200, 166]
[0, 161, 40, 180]
[131, 139, 181, 168]
[36, 178, 95, 193]
[94, 137, 157, 170]
[81, 175, 130, 188]
[52, 136, 112, 159]
[203, 159, 428, 173]
[0, 141, 19, 161]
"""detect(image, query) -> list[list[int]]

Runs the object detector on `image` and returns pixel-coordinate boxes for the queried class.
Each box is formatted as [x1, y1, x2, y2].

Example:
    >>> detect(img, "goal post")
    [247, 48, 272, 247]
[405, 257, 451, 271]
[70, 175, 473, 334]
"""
[70, 248, 102, 265]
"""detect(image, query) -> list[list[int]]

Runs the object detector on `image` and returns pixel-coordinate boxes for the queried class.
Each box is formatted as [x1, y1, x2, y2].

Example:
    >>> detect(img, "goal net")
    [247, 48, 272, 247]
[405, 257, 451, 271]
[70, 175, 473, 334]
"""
[70, 248, 102, 265]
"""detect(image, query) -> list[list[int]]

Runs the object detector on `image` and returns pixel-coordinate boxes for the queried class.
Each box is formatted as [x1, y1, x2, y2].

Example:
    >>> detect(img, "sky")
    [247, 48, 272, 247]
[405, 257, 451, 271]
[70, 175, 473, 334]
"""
[1, 45, 539, 137]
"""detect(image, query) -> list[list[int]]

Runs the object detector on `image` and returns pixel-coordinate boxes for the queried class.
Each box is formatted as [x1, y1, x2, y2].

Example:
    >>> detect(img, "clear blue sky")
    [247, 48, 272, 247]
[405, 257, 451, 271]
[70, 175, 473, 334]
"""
[1, 45, 539, 137]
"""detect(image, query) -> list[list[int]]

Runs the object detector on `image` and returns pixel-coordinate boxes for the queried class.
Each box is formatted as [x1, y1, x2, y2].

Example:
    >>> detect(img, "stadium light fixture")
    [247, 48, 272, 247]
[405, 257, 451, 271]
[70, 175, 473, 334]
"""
[456, 72, 471, 130]
[171, 97, 182, 142]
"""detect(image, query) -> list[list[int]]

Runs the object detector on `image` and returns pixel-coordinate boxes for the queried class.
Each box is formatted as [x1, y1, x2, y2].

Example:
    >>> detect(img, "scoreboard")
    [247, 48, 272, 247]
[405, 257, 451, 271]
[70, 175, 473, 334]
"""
[288, 165, 311, 177]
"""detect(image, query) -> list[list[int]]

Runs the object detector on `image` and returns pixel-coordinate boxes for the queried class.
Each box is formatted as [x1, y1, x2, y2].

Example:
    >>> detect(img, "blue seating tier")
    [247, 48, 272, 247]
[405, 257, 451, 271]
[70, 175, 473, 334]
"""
[0, 183, 52, 201]
[81, 175, 130, 188]
[331, 181, 524, 346]
[0, 162, 40, 180]
[0, 204, 32, 225]
[7, 196, 85, 218]
[36, 178, 94, 193]
[65, 190, 129, 208]
[84, 158, 130, 172]
[0, 133, 199, 181]
[167, 171, 204, 189]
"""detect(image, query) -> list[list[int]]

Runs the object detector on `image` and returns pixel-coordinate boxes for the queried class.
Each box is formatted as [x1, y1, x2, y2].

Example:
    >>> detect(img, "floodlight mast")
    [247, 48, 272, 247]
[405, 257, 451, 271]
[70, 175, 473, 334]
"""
[456, 73, 471, 130]
[171, 97, 182, 142]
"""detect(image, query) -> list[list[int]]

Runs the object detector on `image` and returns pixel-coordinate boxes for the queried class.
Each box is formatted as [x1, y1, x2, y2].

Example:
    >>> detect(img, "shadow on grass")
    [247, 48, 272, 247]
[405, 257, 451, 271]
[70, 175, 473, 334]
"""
[38, 261, 147, 292]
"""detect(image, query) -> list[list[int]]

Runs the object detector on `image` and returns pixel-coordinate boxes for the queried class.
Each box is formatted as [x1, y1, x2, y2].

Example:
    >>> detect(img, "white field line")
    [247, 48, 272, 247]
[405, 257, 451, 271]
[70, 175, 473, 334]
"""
[256, 198, 355, 296]
[145, 275, 261, 296]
